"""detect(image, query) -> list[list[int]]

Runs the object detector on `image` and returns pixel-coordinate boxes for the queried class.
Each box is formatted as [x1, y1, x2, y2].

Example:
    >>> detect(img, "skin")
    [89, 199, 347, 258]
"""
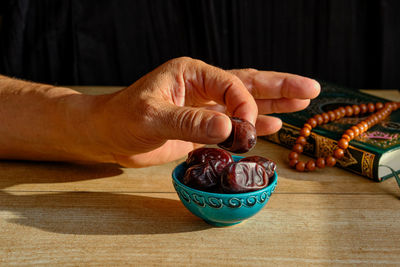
[0, 57, 320, 167]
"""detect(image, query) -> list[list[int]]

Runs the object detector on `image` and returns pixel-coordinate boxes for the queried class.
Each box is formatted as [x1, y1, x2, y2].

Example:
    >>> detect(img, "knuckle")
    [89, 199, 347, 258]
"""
[164, 57, 195, 73]
[169, 56, 193, 66]
[242, 68, 258, 73]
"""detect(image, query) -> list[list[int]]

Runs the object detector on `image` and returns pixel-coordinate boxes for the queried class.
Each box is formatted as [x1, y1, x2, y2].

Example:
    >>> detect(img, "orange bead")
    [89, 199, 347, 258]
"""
[325, 156, 336, 167]
[295, 161, 306, 172]
[314, 114, 324, 125]
[306, 160, 316, 171]
[338, 138, 349, 149]
[344, 129, 355, 139]
[304, 123, 312, 130]
[289, 151, 299, 160]
[307, 118, 318, 128]
[375, 102, 384, 110]
[384, 102, 393, 111]
[328, 111, 336, 121]
[376, 112, 383, 121]
[350, 126, 360, 137]
[334, 109, 342, 119]
[383, 107, 391, 115]
[334, 148, 345, 159]
[322, 113, 330, 123]
[316, 158, 326, 168]
[361, 121, 369, 130]
[352, 105, 360, 115]
[289, 159, 299, 168]
[292, 144, 304, 153]
[345, 106, 354, 116]
[359, 104, 368, 114]
[367, 103, 375, 113]
[357, 123, 365, 133]
[339, 107, 346, 117]
[383, 111, 389, 119]
[296, 136, 307, 146]
[341, 134, 351, 142]
[365, 119, 372, 127]
[369, 115, 377, 125]
[300, 127, 311, 137]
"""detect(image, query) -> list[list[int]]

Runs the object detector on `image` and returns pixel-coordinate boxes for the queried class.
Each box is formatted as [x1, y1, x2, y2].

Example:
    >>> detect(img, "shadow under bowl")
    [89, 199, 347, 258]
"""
[172, 155, 278, 227]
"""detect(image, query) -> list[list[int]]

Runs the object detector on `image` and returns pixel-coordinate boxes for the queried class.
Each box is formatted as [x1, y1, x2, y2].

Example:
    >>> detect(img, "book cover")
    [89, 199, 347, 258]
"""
[263, 81, 400, 182]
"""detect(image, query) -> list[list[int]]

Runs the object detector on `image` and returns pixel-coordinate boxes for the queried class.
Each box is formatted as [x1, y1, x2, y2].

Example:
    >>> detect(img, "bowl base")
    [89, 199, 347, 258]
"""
[204, 219, 243, 227]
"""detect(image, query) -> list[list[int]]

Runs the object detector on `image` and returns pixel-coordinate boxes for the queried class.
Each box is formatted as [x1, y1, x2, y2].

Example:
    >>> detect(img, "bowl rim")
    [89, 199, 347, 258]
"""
[172, 155, 278, 198]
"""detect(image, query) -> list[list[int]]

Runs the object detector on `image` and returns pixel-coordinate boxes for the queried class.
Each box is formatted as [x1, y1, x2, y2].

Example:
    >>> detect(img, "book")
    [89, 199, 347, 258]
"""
[262, 81, 400, 182]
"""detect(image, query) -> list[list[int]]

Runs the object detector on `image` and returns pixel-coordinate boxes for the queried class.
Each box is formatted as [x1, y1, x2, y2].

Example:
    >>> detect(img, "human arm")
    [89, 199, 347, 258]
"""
[0, 74, 114, 163]
[0, 57, 320, 167]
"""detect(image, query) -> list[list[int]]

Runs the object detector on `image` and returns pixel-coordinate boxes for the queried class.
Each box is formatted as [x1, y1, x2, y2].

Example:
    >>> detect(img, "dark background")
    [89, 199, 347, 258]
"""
[0, 0, 399, 89]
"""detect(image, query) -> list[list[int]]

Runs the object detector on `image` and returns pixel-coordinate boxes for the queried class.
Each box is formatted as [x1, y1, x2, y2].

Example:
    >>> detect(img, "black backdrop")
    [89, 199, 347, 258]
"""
[1, 0, 399, 89]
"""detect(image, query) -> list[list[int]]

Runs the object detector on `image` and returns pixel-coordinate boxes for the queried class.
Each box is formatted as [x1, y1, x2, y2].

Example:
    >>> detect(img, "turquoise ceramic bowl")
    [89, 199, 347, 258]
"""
[172, 155, 278, 227]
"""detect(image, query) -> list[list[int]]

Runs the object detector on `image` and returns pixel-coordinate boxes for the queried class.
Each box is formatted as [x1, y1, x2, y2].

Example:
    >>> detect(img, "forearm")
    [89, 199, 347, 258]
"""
[0, 75, 114, 163]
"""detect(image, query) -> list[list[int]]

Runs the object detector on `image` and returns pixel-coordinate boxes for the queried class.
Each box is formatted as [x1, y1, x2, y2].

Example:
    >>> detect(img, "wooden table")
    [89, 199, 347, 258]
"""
[1, 88, 400, 266]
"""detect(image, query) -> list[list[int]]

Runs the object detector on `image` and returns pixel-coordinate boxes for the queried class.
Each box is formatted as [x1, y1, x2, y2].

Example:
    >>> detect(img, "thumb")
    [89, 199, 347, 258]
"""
[154, 103, 232, 144]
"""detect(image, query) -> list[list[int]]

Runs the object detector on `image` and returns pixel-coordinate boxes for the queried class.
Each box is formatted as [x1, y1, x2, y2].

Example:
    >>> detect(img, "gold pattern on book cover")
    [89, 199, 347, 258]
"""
[321, 119, 400, 150]
[361, 152, 375, 178]
[266, 132, 280, 144]
[314, 133, 358, 167]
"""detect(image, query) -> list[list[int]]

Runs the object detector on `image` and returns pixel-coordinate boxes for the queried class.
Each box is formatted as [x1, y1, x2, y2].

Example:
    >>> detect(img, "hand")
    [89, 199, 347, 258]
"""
[88, 57, 320, 167]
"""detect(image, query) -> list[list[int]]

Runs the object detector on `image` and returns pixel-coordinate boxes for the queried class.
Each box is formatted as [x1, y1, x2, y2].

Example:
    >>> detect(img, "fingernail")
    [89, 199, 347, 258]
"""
[207, 115, 228, 139]
[313, 79, 321, 90]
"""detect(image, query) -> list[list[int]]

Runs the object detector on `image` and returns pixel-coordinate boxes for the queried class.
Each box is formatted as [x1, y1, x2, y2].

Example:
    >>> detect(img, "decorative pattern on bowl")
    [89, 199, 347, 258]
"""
[172, 180, 276, 209]
[172, 155, 278, 227]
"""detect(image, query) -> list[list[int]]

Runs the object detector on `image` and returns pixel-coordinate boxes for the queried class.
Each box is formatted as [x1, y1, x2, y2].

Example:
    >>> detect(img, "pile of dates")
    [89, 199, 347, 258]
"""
[181, 117, 276, 193]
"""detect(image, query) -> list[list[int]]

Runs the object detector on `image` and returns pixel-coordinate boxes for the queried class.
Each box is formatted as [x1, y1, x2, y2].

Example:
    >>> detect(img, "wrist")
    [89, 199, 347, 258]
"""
[56, 91, 117, 163]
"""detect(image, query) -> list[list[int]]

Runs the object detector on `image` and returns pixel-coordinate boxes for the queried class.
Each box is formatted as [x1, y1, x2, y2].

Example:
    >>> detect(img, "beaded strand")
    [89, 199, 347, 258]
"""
[289, 101, 400, 172]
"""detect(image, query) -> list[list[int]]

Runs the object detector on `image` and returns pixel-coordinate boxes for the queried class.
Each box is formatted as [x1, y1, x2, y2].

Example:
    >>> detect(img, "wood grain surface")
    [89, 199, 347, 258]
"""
[1, 88, 400, 266]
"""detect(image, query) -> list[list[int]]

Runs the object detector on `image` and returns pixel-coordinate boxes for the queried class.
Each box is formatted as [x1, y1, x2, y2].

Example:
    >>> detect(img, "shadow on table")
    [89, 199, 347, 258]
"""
[0, 161, 211, 235]
[0, 160, 125, 189]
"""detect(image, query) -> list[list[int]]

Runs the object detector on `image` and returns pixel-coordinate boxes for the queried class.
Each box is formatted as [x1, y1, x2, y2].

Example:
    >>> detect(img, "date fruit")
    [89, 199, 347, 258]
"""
[183, 160, 220, 191]
[221, 162, 268, 193]
[239, 156, 276, 178]
[218, 117, 257, 153]
[186, 147, 233, 173]
[182, 148, 275, 193]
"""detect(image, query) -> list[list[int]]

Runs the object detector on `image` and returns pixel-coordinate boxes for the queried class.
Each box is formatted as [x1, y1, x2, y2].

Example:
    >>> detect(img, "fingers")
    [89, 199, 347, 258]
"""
[155, 103, 284, 141]
[256, 98, 311, 114]
[229, 69, 320, 100]
[255, 115, 282, 136]
[154, 102, 232, 144]
[179, 58, 258, 125]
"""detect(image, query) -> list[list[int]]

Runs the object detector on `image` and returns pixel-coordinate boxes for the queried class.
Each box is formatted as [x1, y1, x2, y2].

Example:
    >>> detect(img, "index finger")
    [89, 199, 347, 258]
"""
[180, 58, 258, 125]
[229, 69, 321, 100]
